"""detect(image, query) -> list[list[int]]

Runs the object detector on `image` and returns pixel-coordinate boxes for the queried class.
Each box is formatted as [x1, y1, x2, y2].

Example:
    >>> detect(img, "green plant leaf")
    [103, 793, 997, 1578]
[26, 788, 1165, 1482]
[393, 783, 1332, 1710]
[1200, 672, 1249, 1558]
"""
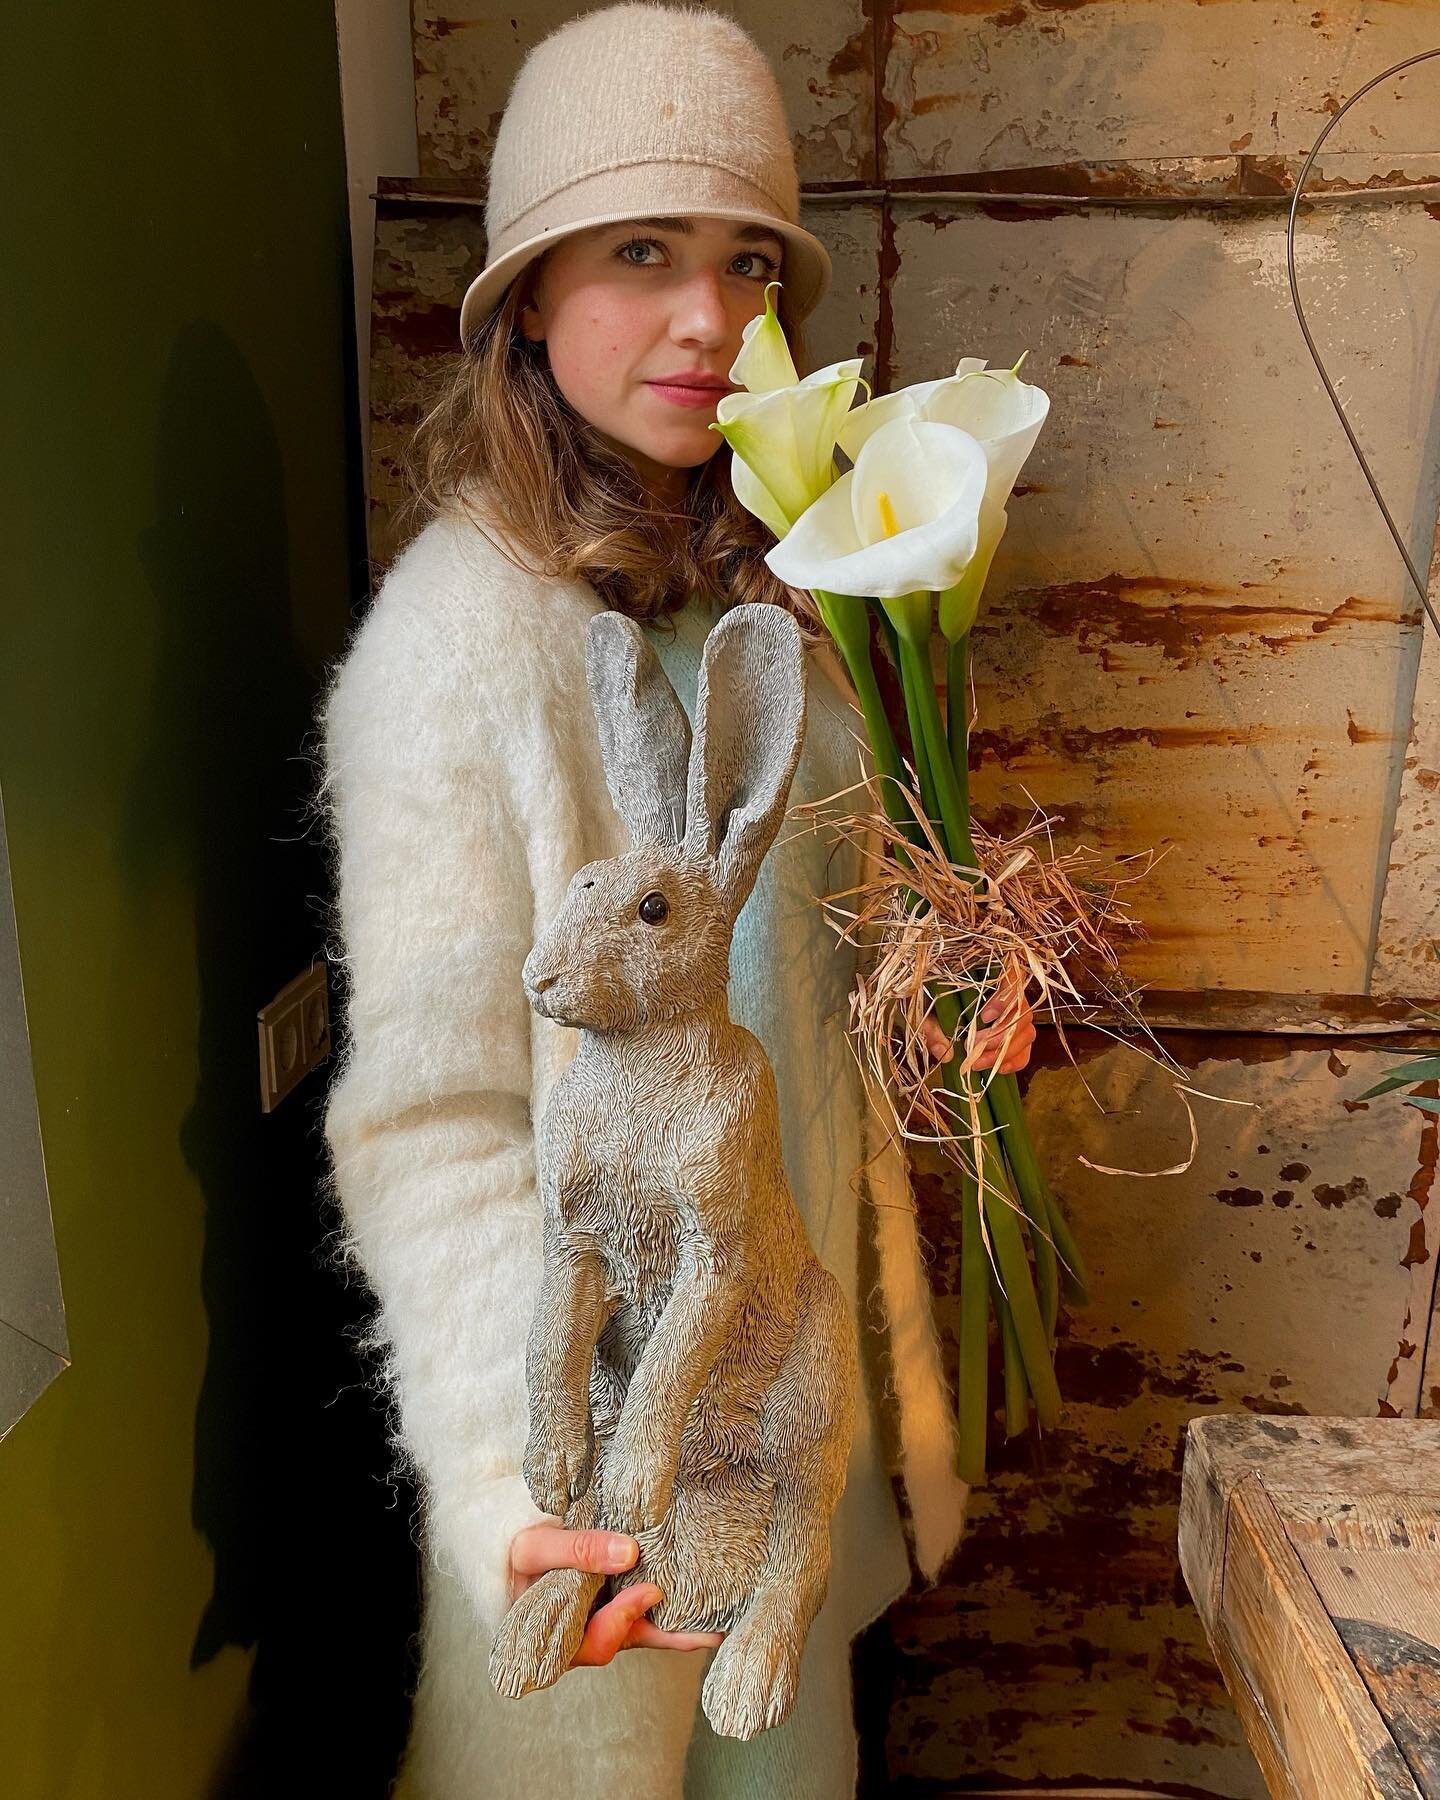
[1354, 1056, 1440, 1100]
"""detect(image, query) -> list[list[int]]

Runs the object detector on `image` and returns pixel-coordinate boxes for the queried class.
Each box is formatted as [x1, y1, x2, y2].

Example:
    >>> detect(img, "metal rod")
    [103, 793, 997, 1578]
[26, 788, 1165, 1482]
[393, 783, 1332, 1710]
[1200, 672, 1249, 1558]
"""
[1286, 47, 1440, 636]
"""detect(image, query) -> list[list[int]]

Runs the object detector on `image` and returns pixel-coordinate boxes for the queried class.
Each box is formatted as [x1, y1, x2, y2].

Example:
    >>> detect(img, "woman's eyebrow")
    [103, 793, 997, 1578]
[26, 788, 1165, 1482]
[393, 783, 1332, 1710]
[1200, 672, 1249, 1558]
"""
[617, 215, 786, 255]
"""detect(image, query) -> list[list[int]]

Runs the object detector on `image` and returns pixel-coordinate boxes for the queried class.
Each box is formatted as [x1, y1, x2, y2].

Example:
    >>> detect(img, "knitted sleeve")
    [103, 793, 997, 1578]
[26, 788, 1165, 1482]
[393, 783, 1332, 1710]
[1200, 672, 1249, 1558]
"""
[316, 558, 558, 1638]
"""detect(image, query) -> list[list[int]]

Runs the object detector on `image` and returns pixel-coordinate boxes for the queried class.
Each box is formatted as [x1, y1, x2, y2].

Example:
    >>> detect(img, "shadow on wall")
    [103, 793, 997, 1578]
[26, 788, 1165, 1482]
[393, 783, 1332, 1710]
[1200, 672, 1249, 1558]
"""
[120, 320, 418, 1795]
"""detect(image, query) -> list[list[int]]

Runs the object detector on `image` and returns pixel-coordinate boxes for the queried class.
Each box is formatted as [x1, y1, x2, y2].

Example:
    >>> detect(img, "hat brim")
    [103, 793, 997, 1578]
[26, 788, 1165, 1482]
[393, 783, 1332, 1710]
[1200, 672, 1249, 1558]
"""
[457, 206, 832, 350]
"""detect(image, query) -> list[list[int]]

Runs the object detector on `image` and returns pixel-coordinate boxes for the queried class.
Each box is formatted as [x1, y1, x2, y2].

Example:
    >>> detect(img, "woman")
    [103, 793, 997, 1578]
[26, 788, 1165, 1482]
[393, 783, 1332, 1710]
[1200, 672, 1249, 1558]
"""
[317, 5, 1034, 1795]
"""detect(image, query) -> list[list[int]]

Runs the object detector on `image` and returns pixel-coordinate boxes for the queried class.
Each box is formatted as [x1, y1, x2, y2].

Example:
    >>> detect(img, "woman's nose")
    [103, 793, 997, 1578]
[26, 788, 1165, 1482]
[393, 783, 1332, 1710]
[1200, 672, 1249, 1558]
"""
[670, 270, 730, 342]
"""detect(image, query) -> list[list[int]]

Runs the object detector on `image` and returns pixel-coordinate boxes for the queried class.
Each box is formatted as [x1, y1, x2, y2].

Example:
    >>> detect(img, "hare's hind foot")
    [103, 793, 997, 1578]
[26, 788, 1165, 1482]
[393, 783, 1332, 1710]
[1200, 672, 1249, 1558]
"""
[697, 1478, 831, 1738]
[701, 1602, 803, 1739]
[489, 1492, 604, 1700]
[702, 1269, 857, 1737]
[488, 1563, 599, 1698]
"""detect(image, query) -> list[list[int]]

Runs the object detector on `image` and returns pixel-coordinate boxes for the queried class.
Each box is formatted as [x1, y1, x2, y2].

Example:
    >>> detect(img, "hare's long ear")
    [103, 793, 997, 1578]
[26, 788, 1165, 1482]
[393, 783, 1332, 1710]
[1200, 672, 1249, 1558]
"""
[684, 603, 807, 917]
[585, 610, 692, 847]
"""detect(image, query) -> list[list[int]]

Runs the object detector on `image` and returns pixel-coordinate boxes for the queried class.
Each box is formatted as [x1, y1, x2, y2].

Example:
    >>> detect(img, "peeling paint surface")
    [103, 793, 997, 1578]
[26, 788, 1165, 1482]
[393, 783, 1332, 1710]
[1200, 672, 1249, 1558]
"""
[861, 1032, 1435, 1796]
[888, 200, 1440, 994]
[882, 3, 1439, 176]
[1373, 528, 1440, 1001]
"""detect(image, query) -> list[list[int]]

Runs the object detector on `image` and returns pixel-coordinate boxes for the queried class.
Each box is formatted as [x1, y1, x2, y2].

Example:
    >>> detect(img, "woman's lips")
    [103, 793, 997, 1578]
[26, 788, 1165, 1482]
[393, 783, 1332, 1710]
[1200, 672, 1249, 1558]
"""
[645, 380, 728, 409]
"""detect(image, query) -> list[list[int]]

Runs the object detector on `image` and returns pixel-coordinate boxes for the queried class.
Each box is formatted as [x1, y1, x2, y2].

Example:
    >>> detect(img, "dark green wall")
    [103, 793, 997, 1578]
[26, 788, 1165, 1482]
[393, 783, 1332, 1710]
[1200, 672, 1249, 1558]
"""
[2, 7, 415, 1793]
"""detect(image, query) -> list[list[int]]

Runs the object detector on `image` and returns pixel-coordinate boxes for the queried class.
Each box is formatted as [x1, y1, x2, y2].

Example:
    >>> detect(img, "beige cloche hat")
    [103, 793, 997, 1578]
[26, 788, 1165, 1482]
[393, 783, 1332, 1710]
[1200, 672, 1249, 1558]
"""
[457, 2, 832, 349]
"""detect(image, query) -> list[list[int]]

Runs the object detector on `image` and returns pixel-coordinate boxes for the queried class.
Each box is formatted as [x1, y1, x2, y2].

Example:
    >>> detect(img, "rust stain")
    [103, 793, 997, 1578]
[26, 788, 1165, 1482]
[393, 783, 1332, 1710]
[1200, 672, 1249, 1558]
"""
[1053, 1339, 1248, 1409]
[1347, 708, 1394, 745]
[976, 200, 1070, 222]
[1401, 1085, 1437, 1270]
[1313, 1176, 1368, 1210]
[972, 718, 1276, 769]
[1009, 577, 1408, 671]
[925, 0, 1254, 14]
[419, 15, 486, 39]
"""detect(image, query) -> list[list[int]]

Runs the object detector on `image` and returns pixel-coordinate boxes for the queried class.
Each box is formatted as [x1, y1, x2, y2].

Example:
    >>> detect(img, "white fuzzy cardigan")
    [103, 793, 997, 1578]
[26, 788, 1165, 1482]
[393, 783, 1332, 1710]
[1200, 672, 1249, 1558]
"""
[318, 508, 968, 1796]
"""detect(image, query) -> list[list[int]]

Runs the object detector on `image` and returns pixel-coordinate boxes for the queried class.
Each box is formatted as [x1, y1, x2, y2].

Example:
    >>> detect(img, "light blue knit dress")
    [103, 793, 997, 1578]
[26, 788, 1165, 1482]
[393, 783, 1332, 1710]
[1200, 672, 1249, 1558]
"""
[640, 596, 913, 1798]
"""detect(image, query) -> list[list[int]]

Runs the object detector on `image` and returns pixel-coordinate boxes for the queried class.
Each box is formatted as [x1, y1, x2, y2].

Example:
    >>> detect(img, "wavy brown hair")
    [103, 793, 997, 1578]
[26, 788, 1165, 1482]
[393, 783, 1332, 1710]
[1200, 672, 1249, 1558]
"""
[397, 252, 826, 640]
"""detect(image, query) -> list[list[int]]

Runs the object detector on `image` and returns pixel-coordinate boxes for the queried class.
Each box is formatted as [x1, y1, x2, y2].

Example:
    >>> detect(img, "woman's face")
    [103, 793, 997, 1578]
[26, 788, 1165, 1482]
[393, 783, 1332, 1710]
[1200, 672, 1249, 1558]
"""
[518, 214, 786, 504]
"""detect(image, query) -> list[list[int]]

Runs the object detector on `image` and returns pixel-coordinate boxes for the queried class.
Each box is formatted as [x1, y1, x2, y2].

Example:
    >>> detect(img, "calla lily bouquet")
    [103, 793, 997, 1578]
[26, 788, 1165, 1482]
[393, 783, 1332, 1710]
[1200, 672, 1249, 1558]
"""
[712, 281, 1136, 1481]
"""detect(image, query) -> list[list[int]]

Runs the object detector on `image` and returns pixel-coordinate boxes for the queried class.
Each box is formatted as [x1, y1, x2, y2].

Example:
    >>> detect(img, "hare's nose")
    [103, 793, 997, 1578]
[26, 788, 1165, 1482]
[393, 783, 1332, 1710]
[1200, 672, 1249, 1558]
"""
[529, 972, 557, 993]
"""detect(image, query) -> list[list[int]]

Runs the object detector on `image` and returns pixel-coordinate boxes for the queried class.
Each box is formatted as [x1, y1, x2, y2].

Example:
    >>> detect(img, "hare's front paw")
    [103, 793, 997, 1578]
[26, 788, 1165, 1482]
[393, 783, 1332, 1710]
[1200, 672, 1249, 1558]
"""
[602, 1447, 674, 1535]
[489, 1569, 590, 1699]
[702, 1613, 801, 1739]
[523, 1413, 594, 1516]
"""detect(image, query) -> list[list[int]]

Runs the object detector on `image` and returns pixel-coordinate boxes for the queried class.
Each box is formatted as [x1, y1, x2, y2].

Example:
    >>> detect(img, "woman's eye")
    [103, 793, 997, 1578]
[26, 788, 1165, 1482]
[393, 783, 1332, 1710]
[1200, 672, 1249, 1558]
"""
[617, 237, 664, 267]
[638, 890, 670, 925]
[734, 251, 781, 280]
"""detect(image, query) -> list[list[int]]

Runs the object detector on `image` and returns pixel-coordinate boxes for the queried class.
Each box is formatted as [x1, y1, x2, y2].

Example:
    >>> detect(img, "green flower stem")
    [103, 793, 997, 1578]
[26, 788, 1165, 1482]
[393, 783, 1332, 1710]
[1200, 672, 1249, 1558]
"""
[895, 642, 944, 840]
[987, 1076, 1060, 1343]
[896, 631, 977, 870]
[875, 604, 903, 681]
[841, 603, 1080, 1466]
[814, 589, 914, 844]
[928, 982, 1062, 1438]
[991, 1072, 1090, 1307]
[956, 1161, 990, 1485]
[1042, 1185, 1088, 1309]
[988, 1262, 1030, 1438]
[955, 1076, 1063, 1431]
[946, 632, 972, 795]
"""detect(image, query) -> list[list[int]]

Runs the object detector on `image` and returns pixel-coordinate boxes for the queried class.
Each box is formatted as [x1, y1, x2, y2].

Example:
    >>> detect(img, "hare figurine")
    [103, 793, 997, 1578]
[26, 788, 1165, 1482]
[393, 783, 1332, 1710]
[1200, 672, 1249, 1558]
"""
[487, 601, 859, 1740]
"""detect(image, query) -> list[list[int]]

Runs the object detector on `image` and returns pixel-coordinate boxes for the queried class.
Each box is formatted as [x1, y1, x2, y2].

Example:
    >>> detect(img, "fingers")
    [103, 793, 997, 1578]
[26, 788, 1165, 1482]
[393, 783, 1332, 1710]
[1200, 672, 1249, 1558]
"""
[571, 1584, 665, 1667]
[962, 1025, 1036, 1073]
[962, 1007, 1037, 1073]
[919, 1016, 953, 1063]
[980, 964, 1029, 1024]
[621, 1618, 726, 1652]
[510, 1523, 639, 1581]
[921, 970, 1039, 1074]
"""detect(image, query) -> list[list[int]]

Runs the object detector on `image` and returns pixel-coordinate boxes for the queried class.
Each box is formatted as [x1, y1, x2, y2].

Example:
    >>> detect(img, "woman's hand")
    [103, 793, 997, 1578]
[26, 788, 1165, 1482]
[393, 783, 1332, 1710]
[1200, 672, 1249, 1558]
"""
[509, 1523, 725, 1667]
[920, 965, 1036, 1076]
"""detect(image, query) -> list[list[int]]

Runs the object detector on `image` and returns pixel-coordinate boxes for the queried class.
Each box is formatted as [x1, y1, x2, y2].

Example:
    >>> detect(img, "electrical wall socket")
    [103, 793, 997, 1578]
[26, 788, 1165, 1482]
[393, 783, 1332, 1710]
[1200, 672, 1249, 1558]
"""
[257, 961, 330, 1113]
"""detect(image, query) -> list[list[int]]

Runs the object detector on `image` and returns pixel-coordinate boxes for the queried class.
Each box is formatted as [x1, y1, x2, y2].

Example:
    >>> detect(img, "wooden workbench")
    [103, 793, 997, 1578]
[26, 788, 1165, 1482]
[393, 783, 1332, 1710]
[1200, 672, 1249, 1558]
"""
[1179, 1415, 1440, 1798]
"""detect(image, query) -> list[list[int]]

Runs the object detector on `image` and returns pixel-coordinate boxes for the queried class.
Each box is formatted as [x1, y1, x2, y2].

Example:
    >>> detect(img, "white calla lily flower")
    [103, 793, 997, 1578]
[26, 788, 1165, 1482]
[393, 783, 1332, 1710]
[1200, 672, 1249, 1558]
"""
[833, 358, 988, 460]
[712, 357, 866, 530]
[763, 416, 988, 624]
[836, 356, 1049, 640]
[728, 279, 799, 395]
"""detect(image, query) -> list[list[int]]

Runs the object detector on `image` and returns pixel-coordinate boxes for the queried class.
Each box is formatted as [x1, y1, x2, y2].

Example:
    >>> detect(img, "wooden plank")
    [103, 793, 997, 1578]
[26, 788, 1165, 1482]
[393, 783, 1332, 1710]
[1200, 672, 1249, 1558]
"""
[1181, 1419, 1440, 1640]
[1220, 1475, 1421, 1798]
[1281, 1495, 1440, 1793]
[1181, 1421, 1440, 1796]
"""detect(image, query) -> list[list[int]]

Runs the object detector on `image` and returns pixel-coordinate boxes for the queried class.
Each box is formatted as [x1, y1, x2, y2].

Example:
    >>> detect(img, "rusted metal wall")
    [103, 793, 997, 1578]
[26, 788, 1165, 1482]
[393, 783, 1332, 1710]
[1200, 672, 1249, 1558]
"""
[367, 5, 1440, 1793]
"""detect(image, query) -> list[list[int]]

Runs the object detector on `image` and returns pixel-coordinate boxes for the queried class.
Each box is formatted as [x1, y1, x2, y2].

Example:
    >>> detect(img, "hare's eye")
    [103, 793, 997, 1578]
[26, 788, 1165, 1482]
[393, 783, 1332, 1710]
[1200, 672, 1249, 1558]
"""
[638, 890, 670, 926]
